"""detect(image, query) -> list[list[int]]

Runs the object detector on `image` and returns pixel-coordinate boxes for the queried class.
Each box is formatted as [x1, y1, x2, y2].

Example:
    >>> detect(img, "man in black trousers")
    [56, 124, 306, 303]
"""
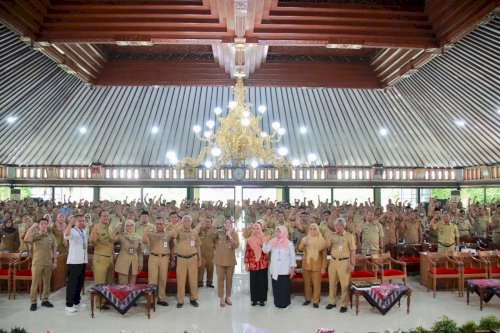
[64, 213, 88, 313]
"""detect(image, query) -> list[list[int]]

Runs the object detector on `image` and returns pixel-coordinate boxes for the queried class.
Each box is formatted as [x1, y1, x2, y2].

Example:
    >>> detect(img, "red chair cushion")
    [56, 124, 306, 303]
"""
[167, 272, 176, 279]
[463, 268, 485, 274]
[377, 269, 404, 276]
[321, 272, 328, 279]
[137, 271, 148, 279]
[491, 267, 500, 273]
[0, 269, 9, 276]
[292, 273, 303, 279]
[429, 268, 458, 275]
[84, 270, 94, 278]
[16, 269, 32, 277]
[401, 257, 420, 263]
[351, 271, 375, 278]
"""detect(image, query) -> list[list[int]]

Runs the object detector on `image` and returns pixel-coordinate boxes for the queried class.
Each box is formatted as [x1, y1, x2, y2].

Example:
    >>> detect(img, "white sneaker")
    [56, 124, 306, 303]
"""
[65, 306, 77, 313]
[74, 303, 87, 309]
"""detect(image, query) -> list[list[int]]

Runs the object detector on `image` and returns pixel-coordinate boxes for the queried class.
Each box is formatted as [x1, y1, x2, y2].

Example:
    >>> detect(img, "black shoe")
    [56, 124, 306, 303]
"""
[340, 307, 347, 313]
[157, 301, 168, 306]
[41, 301, 54, 308]
[30, 304, 37, 311]
[190, 300, 199, 307]
[100, 304, 110, 310]
[302, 300, 311, 306]
[259, 302, 265, 306]
[251, 301, 257, 306]
[326, 304, 336, 310]
[206, 284, 215, 288]
[176, 303, 183, 308]
[313, 303, 319, 308]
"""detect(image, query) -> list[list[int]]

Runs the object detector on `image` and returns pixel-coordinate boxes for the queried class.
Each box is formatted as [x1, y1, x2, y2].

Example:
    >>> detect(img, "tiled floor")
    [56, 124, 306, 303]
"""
[1, 274, 499, 333]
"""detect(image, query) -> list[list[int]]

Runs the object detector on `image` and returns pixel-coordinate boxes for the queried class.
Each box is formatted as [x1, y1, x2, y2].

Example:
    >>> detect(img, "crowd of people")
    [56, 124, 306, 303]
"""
[0, 194, 499, 313]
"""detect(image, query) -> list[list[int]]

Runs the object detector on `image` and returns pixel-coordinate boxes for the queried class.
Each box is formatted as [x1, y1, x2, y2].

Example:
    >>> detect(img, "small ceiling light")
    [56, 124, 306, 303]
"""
[206, 120, 215, 129]
[307, 153, 317, 162]
[6, 116, 17, 124]
[277, 128, 286, 136]
[496, 109, 500, 115]
[211, 147, 222, 157]
[278, 147, 288, 156]
[151, 126, 159, 134]
[272, 122, 281, 130]
[228, 101, 237, 109]
[193, 125, 201, 133]
[169, 157, 178, 165]
[166, 151, 177, 160]
[214, 107, 222, 115]
[79, 127, 87, 134]
[204, 160, 213, 168]
[258, 105, 267, 113]
[260, 132, 268, 138]
[299, 126, 307, 134]
[241, 118, 251, 127]
[204, 130, 212, 138]
[251, 160, 259, 168]
[292, 159, 301, 167]
[379, 128, 388, 136]
[455, 120, 465, 127]
[242, 111, 250, 118]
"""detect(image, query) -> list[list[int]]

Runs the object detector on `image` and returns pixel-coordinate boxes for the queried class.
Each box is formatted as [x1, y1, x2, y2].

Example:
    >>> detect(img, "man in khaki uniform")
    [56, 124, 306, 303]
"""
[325, 218, 356, 313]
[24, 218, 57, 311]
[430, 212, 459, 254]
[198, 217, 216, 288]
[174, 215, 201, 308]
[143, 216, 175, 306]
[491, 205, 500, 244]
[89, 210, 115, 288]
[360, 211, 384, 255]
[379, 210, 399, 252]
[135, 210, 155, 255]
[473, 208, 488, 237]
[455, 209, 472, 240]
[401, 210, 422, 244]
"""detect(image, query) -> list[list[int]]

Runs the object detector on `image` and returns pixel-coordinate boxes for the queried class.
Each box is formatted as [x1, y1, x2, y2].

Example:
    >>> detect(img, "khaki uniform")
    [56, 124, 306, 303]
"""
[175, 228, 200, 304]
[327, 231, 356, 307]
[214, 230, 239, 298]
[434, 222, 459, 254]
[318, 220, 333, 238]
[297, 240, 327, 304]
[473, 216, 488, 236]
[49, 226, 67, 255]
[135, 222, 155, 255]
[456, 217, 472, 238]
[198, 228, 216, 286]
[114, 235, 143, 284]
[491, 214, 500, 244]
[401, 219, 422, 244]
[147, 230, 172, 301]
[361, 222, 384, 255]
[30, 230, 56, 303]
[0, 229, 20, 252]
[345, 218, 361, 248]
[379, 218, 398, 249]
[91, 223, 115, 284]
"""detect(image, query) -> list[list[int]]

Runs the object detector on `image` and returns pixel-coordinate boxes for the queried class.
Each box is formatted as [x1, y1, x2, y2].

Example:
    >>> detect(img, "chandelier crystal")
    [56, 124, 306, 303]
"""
[180, 77, 289, 168]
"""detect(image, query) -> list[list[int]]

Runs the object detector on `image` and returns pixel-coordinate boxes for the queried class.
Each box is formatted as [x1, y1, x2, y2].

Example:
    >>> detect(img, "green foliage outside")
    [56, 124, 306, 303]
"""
[431, 188, 500, 203]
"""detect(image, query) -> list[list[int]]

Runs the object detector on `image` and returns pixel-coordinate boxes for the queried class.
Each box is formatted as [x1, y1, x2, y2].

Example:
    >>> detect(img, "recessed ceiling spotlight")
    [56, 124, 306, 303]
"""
[6, 116, 17, 124]
[380, 128, 388, 136]
[151, 126, 159, 134]
[299, 126, 307, 134]
[455, 120, 465, 127]
[79, 127, 87, 134]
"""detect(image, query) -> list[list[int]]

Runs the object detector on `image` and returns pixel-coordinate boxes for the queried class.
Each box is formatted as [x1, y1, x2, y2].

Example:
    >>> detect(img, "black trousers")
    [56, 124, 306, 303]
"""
[66, 263, 86, 307]
[271, 275, 291, 308]
[249, 268, 268, 303]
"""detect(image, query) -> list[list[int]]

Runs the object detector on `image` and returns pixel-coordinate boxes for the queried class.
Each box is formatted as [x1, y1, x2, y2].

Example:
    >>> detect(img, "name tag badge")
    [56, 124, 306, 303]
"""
[190, 240, 195, 247]
[338, 245, 343, 252]
[128, 248, 134, 254]
[163, 241, 169, 248]
[83, 244, 87, 250]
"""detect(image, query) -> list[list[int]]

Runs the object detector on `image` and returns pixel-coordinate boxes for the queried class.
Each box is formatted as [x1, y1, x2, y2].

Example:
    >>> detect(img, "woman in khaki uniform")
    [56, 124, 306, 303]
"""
[113, 220, 143, 284]
[49, 213, 68, 255]
[297, 223, 326, 308]
[0, 219, 20, 252]
[214, 217, 239, 307]
[18, 215, 33, 253]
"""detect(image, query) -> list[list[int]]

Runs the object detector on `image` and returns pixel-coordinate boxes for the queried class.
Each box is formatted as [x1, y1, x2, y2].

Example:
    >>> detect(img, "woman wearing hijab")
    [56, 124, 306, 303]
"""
[49, 213, 68, 255]
[297, 223, 327, 308]
[113, 220, 143, 284]
[0, 218, 20, 252]
[263, 225, 296, 309]
[18, 215, 34, 253]
[244, 220, 269, 306]
[214, 217, 239, 307]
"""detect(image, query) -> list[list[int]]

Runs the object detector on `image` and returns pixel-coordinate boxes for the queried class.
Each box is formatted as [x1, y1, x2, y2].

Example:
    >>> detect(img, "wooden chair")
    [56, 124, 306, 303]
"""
[12, 254, 37, 299]
[0, 253, 21, 299]
[396, 244, 422, 274]
[81, 253, 94, 294]
[426, 252, 462, 298]
[451, 252, 488, 297]
[477, 250, 500, 279]
[350, 254, 377, 283]
[372, 252, 407, 285]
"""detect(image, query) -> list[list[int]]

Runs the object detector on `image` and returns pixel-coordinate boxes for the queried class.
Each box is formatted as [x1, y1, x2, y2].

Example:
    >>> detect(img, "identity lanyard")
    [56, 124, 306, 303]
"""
[75, 227, 87, 261]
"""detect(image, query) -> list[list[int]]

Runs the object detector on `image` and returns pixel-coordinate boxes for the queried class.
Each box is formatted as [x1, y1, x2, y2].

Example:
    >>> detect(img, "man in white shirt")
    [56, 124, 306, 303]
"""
[64, 214, 88, 313]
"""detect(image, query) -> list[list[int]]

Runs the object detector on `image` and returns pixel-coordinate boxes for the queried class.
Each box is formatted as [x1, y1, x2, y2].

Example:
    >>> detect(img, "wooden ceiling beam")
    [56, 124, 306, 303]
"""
[0, 0, 47, 38]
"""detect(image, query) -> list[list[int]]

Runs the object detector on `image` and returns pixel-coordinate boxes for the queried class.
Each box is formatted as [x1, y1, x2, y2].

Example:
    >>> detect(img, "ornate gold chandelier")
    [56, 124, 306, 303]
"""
[180, 77, 289, 169]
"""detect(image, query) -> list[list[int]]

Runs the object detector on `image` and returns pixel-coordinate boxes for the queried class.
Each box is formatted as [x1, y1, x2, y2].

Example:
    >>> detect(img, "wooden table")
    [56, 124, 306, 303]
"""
[90, 285, 156, 319]
[350, 285, 411, 315]
[466, 279, 500, 311]
[50, 254, 67, 291]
